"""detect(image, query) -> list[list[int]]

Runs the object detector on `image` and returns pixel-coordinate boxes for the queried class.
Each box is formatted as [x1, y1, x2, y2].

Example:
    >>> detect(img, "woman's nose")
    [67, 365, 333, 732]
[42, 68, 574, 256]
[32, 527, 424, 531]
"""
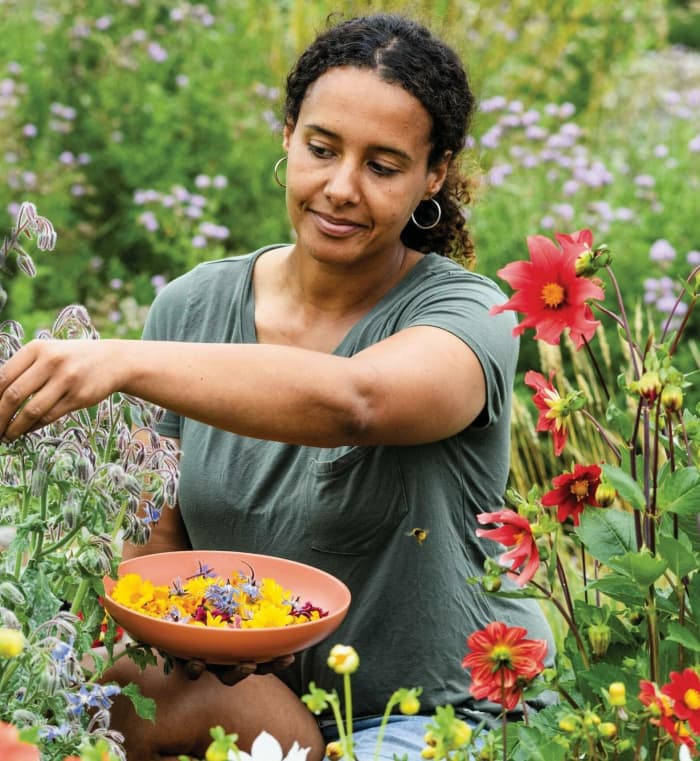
[324, 160, 361, 206]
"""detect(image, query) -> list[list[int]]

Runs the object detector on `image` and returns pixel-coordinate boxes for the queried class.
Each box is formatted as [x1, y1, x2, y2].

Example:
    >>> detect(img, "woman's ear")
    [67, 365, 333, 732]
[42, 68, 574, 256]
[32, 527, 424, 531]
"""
[282, 121, 293, 151]
[426, 151, 452, 198]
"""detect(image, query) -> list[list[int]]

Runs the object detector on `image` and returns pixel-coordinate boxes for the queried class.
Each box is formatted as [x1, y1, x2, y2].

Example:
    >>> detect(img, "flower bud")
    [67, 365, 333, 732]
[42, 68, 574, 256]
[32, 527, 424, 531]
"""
[450, 719, 473, 748]
[327, 644, 359, 675]
[420, 748, 436, 760]
[599, 722, 617, 739]
[423, 731, 437, 747]
[558, 716, 578, 733]
[0, 627, 25, 657]
[661, 385, 683, 413]
[399, 692, 421, 716]
[574, 249, 595, 277]
[0, 581, 26, 606]
[608, 682, 626, 706]
[632, 372, 662, 403]
[482, 575, 502, 593]
[594, 482, 616, 507]
[588, 623, 611, 657]
[325, 741, 344, 760]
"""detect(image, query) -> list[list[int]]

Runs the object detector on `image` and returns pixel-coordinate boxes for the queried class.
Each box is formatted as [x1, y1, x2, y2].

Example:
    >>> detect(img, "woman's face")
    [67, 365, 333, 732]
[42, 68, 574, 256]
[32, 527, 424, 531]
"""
[283, 66, 449, 268]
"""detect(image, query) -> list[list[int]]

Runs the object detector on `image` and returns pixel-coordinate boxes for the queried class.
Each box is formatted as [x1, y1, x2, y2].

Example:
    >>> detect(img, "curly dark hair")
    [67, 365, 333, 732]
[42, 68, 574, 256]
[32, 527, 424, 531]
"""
[284, 13, 477, 265]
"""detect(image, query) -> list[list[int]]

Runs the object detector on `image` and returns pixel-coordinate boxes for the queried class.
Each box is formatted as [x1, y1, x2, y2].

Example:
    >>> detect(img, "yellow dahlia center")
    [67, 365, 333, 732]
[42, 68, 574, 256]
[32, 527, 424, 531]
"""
[570, 479, 590, 501]
[685, 688, 700, 710]
[489, 644, 514, 670]
[541, 282, 566, 308]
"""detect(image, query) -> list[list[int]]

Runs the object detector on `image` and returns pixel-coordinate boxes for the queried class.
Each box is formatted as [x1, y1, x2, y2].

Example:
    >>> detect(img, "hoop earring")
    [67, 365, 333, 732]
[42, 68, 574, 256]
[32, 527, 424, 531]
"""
[411, 197, 442, 230]
[273, 156, 287, 188]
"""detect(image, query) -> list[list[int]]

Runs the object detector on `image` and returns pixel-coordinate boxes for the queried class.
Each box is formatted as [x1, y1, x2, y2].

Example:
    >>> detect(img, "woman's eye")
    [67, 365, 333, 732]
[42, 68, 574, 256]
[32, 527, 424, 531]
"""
[308, 143, 333, 158]
[368, 161, 398, 176]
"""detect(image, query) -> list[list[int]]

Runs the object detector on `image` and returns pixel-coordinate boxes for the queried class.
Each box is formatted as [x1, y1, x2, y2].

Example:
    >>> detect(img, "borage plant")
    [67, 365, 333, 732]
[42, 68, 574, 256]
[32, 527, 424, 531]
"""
[0, 203, 179, 760]
[466, 228, 700, 761]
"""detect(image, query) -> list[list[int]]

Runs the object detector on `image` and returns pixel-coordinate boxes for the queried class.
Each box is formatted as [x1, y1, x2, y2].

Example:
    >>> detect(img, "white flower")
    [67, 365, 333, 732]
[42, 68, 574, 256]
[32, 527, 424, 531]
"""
[234, 731, 309, 761]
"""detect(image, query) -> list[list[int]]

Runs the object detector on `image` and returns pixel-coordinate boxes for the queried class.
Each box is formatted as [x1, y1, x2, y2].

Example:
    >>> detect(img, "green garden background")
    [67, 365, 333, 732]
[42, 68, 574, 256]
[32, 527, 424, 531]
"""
[2, 0, 699, 488]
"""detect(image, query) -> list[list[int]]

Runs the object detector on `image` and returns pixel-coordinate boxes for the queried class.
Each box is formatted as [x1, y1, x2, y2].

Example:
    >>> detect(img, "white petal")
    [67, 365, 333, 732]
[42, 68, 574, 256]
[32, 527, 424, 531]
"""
[283, 742, 311, 761]
[249, 731, 283, 761]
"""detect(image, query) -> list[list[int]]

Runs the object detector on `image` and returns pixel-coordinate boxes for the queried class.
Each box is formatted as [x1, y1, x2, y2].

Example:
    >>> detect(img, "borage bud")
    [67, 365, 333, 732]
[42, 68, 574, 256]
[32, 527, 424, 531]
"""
[327, 644, 359, 675]
[608, 682, 626, 706]
[661, 385, 683, 413]
[588, 623, 611, 657]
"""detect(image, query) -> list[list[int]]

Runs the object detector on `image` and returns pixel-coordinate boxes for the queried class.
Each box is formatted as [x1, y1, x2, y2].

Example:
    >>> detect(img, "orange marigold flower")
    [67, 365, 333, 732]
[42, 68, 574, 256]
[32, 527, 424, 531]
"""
[490, 228, 604, 349]
[541, 463, 602, 526]
[476, 510, 540, 587]
[462, 622, 547, 711]
[662, 669, 700, 736]
[524, 370, 575, 456]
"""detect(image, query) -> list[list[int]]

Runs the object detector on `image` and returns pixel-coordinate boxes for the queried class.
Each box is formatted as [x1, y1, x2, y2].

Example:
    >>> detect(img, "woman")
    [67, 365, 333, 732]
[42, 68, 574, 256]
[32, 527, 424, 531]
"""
[0, 13, 554, 761]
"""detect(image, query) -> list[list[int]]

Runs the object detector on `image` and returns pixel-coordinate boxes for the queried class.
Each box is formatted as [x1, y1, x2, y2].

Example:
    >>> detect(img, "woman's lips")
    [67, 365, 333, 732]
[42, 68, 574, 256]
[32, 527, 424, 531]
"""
[311, 210, 365, 237]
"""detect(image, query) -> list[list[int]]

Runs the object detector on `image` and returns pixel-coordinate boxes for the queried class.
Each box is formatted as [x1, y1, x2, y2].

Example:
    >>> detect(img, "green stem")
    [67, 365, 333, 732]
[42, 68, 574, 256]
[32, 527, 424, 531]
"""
[647, 595, 659, 686]
[372, 693, 400, 761]
[36, 525, 83, 559]
[343, 672, 354, 759]
[14, 453, 30, 578]
[70, 577, 91, 616]
[604, 265, 641, 379]
[30, 480, 49, 562]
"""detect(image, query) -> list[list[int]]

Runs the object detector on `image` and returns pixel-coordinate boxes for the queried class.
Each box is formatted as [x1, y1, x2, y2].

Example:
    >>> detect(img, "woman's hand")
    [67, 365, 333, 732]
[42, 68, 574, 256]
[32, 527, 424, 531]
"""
[182, 654, 296, 686]
[0, 339, 125, 440]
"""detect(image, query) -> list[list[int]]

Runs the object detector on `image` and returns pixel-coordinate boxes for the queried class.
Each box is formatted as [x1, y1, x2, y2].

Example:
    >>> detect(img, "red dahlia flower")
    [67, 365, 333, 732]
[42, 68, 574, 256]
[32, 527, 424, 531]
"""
[490, 228, 604, 349]
[524, 370, 572, 456]
[541, 463, 602, 526]
[662, 668, 700, 735]
[462, 622, 547, 710]
[476, 509, 540, 586]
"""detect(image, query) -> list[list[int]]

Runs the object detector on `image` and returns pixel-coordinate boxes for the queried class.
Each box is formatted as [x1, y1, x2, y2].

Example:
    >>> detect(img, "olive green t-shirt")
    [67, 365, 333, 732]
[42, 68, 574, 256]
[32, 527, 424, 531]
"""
[142, 247, 555, 718]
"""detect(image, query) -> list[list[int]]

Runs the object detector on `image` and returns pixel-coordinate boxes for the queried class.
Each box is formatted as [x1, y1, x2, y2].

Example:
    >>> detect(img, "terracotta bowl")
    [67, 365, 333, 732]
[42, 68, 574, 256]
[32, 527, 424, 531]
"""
[103, 550, 351, 664]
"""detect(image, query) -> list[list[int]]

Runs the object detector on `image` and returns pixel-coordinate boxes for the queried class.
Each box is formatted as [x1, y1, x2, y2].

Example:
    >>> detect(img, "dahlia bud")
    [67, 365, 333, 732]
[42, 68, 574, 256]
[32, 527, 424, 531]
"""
[327, 644, 359, 675]
[594, 482, 616, 507]
[631, 371, 662, 403]
[420, 748, 436, 760]
[599, 722, 617, 739]
[423, 731, 437, 748]
[608, 682, 626, 706]
[574, 249, 595, 277]
[588, 623, 611, 657]
[558, 716, 578, 733]
[482, 575, 502, 593]
[661, 384, 684, 413]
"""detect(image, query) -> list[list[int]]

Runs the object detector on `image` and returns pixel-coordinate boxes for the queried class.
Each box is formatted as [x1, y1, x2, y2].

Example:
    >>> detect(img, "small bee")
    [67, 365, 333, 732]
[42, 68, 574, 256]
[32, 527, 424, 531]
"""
[406, 527, 429, 546]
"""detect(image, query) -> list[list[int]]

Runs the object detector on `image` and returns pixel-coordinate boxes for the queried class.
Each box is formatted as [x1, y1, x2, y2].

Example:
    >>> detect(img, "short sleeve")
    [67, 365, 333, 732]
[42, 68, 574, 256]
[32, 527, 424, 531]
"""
[401, 265, 519, 427]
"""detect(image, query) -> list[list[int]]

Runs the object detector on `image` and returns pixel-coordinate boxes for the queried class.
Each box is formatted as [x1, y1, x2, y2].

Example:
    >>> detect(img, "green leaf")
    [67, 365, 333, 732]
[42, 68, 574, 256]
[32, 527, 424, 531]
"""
[657, 467, 700, 516]
[607, 551, 668, 587]
[604, 400, 633, 441]
[513, 725, 567, 761]
[657, 535, 698, 580]
[575, 508, 637, 564]
[121, 682, 156, 722]
[586, 575, 646, 606]
[601, 464, 646, 511]
[666, 622, 700, 653]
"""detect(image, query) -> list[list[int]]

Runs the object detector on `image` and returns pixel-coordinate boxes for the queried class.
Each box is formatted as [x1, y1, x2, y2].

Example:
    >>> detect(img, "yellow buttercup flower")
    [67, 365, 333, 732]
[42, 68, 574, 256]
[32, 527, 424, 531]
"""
[327, 644, 360, 674]
[0, 627, 24, 658]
